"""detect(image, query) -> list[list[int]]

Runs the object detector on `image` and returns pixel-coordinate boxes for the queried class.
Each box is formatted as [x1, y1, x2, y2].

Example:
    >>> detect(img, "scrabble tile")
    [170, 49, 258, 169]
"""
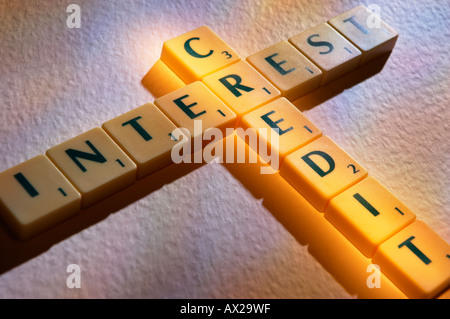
[289, 23, 362, 85]
[247, 41, 322, 101]
[373, 220, 450, 299]
[161, 26, 241, 84]
[46, 128, 137, 208]
[325, 176, 416, 257]
[0, 155, 81, 240]
[202, 60, 280, 117]
[102, 103, 187, 179]
[328, 5, 398, 65]
[240, 97, 322, 169]
[226, 134, 407, 299]
[141, 59, 186, 98]
[280, 135, 367, 212]
[154, 81, 236, 147]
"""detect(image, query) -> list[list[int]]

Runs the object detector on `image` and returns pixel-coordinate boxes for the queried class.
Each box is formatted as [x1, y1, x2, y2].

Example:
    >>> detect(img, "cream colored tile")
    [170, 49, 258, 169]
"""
[46, 128, 136, 208]
[0, 155, 81, 240]
[289, 23, 361, 85]
[103, 103, 187, 179]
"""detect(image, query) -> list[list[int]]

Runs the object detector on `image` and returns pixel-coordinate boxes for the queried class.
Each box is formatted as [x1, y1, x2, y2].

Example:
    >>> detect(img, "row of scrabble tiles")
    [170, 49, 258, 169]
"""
[0, 6, 448, 299]
[141, 6, 449, 299]
[143, 5, 399, 100]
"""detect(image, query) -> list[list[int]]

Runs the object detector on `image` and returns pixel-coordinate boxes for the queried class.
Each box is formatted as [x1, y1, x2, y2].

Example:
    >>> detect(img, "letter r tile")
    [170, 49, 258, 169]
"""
[240, 97, 322, 169]
[46, 128, 137, 208]
[280, 135, 367, 212]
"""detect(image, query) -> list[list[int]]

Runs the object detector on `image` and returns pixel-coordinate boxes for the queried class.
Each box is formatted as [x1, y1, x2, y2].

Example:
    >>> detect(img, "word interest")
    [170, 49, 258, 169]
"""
[0, 5, 448, 299]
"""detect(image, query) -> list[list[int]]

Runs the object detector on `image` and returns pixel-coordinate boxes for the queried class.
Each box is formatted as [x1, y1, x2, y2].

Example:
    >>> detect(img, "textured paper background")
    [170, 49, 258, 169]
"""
[0, 0, 448, 298]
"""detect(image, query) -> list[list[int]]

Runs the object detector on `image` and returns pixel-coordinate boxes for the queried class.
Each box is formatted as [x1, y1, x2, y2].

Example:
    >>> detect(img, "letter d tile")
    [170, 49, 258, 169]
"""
[280, 135, 367, 211]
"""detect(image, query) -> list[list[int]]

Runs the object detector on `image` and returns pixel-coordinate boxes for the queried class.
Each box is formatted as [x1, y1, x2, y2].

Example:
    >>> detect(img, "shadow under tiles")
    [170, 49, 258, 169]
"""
[0, 160, 206, 275]
[292, 52, 391, 112]
[221, 135, 407, 299]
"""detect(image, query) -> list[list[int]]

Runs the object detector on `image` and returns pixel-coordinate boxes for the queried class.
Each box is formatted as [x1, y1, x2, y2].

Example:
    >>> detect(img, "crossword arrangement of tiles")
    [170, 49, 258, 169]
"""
[0, 6, 448, 299]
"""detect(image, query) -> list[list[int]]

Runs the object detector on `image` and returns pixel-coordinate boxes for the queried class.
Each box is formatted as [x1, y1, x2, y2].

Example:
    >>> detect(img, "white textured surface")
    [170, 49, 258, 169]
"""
[0, 0, 448, 298]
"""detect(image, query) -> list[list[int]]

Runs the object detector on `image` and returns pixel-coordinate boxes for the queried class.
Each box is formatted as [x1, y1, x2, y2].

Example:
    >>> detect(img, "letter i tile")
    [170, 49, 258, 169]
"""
[0, 155, 81, 240]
